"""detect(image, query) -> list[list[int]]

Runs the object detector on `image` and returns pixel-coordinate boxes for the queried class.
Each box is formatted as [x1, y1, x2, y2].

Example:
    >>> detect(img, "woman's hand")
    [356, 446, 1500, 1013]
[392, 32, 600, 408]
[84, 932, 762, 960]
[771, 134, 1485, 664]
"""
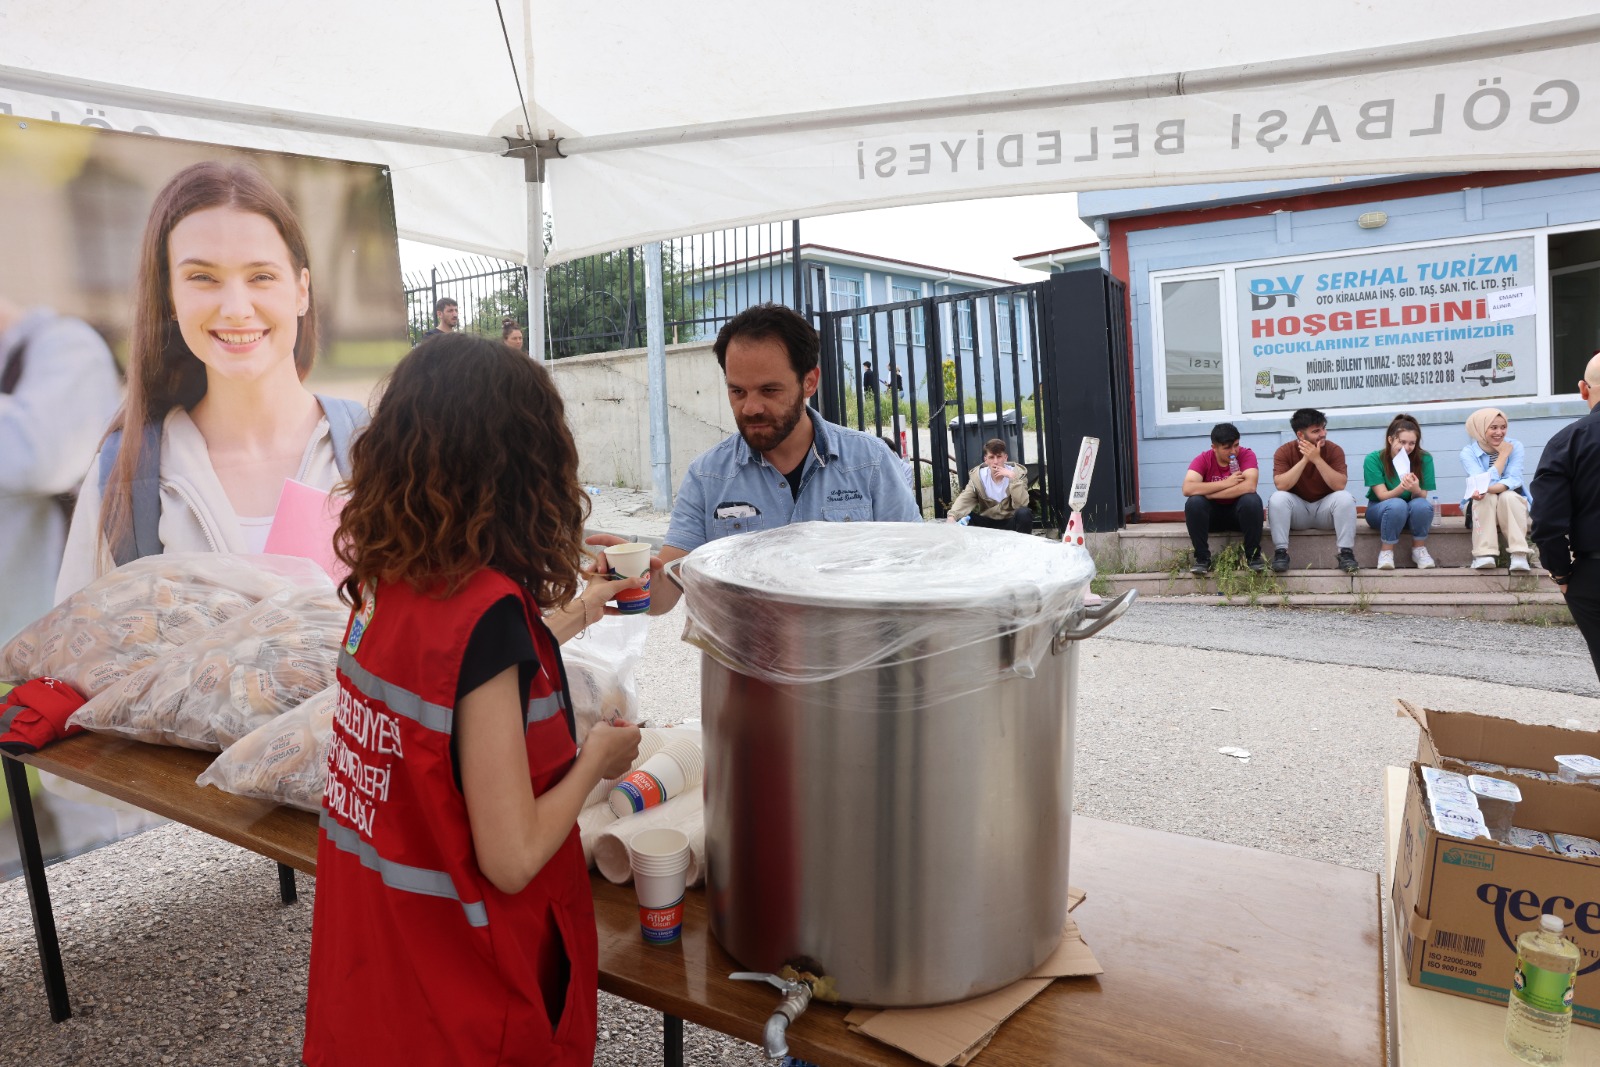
[1471, 489, 1486, 501]
[1399, 473, 1421, 494]
[582, 719, 642, 780]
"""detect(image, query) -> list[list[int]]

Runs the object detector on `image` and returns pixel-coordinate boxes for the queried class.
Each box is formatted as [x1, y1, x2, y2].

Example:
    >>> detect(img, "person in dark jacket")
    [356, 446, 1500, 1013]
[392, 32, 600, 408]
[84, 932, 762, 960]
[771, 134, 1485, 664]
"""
[1531, 352, 1600, 682]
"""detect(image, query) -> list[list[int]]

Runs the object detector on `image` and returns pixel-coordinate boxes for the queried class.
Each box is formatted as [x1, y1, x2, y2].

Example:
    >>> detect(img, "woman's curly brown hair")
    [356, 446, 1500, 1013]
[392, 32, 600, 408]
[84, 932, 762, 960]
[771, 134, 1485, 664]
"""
[335, 333, 589, 607]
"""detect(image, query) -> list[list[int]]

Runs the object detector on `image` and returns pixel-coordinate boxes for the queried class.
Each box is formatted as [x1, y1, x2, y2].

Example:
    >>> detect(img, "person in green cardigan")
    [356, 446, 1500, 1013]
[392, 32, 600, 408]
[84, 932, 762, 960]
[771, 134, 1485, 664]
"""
[1363, 412, 1437, 570]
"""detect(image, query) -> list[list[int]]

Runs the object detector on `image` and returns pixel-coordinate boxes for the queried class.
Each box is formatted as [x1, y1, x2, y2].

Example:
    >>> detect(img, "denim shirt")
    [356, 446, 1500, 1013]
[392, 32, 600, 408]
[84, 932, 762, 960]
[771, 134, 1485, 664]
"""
[1459, 439, 1532, 508]
[665, 408, 922, 553]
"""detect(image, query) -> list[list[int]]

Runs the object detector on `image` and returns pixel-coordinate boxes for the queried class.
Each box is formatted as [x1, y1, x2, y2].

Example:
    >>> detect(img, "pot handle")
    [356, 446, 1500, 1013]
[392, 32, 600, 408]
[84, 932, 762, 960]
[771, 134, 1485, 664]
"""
[663, 556, 687, 593]
[1052, 590, 1136, 652]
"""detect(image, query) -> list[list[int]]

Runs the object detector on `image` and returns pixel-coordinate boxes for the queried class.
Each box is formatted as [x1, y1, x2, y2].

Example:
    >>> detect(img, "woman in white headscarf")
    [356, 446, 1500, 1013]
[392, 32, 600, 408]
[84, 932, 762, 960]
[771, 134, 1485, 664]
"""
[1459, 407, 1532, 572]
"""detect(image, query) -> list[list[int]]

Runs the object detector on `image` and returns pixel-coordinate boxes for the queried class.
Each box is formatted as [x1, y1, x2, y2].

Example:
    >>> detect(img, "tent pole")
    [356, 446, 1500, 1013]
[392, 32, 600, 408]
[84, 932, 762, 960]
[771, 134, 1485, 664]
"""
[527, 176, 548, 364]
[644, 242, 673, 511]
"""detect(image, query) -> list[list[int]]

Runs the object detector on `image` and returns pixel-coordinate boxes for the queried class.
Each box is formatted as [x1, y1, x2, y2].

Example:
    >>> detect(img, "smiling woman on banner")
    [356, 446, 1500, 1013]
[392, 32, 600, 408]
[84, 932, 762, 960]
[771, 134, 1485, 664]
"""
[55, 160, 367, 597]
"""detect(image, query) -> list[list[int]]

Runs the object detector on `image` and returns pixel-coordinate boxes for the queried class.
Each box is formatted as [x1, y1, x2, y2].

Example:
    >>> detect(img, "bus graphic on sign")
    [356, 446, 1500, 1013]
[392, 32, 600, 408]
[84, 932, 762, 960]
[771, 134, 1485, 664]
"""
[1462, 352, 1515, 387]
[1255, 368, 1303, 400]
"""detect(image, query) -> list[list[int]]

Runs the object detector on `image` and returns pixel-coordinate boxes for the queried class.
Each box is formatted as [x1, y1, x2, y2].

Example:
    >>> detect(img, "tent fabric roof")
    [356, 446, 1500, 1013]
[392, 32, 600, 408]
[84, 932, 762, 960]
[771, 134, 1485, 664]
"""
[4, 1, 1600, 262]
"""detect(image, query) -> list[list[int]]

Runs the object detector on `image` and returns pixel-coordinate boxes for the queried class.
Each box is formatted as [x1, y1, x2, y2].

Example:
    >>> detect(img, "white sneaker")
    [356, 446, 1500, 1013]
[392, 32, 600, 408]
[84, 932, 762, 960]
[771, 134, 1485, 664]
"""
[1470, 556, 1496, 570]
[1377, 550, 1395, 570]
[1412, 546, 1436, 570]
[1509, 553, 1532, 573]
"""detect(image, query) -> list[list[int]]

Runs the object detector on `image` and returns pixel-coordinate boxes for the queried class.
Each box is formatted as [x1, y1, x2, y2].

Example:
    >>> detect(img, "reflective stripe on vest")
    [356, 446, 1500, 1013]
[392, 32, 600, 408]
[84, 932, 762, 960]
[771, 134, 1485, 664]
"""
[319, 811, 488, 928]
[525, 693, 562, 727]
[339, 651, 453, 734]
[0, 704, 24, 732]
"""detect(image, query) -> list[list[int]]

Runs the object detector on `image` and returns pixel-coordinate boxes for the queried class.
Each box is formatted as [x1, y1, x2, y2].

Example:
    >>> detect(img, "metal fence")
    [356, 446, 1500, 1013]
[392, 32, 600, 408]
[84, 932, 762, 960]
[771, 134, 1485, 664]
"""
[545, 222, 799, 358]
[818, 283, 1051, 523]
[403, 222, 801, 358]
[403, 257, 526, 348]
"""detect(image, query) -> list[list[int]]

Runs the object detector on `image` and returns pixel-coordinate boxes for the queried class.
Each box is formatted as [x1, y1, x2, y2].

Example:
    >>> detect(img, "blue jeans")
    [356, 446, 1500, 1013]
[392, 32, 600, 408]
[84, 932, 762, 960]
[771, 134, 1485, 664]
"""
[1365, 496, 1431, 544]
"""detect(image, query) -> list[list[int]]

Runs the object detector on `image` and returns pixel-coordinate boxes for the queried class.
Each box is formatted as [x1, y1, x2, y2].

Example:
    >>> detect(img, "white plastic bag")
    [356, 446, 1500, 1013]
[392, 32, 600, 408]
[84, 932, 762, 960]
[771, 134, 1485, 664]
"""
[68, 583, 345, 750]
[197, 685, 336, 812]
[1, 552, 332, 695]
[561, 612, 649, 741]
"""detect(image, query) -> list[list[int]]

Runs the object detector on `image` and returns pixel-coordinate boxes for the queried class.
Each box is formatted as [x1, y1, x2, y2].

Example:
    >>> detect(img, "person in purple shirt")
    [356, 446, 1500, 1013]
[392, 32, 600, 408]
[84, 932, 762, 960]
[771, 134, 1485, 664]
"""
[1181, 422, 1265, 575]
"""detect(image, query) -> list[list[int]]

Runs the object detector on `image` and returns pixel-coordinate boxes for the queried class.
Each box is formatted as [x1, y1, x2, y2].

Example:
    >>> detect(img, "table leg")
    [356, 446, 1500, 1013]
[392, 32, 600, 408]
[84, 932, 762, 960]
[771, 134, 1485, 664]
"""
[277, 861, 298, 904]
[3, 755, 71, 1022]
[663, 1012, 684, 1067]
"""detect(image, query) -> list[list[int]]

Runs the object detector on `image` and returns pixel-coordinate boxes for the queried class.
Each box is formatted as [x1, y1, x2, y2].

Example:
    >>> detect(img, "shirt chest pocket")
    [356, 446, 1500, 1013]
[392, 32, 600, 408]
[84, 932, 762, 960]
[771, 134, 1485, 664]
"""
[821, 503, 871, 523]
[712, 514, 767, 537]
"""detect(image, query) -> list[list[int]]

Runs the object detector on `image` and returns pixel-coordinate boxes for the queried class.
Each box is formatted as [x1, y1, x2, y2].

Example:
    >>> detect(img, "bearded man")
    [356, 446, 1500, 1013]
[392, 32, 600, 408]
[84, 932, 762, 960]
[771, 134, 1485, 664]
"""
[612, 303, 920, 615]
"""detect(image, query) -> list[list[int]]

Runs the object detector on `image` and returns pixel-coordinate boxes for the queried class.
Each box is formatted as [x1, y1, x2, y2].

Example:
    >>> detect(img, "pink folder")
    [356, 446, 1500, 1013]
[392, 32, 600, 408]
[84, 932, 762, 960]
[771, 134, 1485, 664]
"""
[264, 479, 347, 583]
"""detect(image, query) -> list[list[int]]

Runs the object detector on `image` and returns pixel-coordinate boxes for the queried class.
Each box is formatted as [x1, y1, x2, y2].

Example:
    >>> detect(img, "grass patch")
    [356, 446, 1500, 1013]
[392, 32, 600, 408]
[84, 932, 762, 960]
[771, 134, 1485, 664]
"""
[1203, 543, 1284, 605]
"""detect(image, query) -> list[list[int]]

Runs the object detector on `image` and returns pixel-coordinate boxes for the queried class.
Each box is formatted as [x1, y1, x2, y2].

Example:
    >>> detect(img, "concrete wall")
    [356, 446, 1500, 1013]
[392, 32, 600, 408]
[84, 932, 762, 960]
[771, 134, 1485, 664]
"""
[550, 341, 734, 491]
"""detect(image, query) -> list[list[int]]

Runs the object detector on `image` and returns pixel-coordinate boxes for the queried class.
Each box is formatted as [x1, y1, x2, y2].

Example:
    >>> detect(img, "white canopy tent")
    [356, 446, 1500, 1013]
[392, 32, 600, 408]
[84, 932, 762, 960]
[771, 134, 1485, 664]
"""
[4, 1, 1600, 321]
[3, 2, 1600, 255]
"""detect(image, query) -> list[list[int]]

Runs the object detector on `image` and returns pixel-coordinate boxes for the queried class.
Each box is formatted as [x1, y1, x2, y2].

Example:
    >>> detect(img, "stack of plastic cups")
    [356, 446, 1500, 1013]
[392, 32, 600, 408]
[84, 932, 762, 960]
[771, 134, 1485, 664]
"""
[630, 828, 692, 944]
[1555, 754, 1600, 785]
[609, 739, 704, 816]
[1468, 775, 1522, 843]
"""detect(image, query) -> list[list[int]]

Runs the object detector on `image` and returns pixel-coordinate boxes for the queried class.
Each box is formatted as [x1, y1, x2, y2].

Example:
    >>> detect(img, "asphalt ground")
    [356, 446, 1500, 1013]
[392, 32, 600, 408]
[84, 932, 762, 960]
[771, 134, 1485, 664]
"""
[4, 583, 1596, 1064]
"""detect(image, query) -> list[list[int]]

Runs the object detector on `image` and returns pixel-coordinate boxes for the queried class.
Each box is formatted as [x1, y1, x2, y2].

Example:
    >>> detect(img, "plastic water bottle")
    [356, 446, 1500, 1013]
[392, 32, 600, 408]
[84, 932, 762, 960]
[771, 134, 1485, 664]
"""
[1227, 454, 1241, 476]
[1504, 913, 1579, 1064]
[957, 515, 971, 526]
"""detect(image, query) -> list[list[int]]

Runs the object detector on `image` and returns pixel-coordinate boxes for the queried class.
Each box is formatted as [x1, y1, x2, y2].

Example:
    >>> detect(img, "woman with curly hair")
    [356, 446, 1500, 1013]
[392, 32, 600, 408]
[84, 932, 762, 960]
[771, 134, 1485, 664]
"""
[304, 333, 642, 1067]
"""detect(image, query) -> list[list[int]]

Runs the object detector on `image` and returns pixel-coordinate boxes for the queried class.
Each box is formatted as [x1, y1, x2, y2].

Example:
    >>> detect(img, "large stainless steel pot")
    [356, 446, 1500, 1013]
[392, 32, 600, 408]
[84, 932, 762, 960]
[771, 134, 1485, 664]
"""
[670, 522, 1133, 1008]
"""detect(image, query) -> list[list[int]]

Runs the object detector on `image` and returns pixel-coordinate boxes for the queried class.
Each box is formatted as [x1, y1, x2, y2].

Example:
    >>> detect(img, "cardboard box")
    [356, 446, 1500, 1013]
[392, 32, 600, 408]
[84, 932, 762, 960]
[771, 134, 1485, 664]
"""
[1397, 698, 1600, 777]
[1392, 760, 1600, 1026]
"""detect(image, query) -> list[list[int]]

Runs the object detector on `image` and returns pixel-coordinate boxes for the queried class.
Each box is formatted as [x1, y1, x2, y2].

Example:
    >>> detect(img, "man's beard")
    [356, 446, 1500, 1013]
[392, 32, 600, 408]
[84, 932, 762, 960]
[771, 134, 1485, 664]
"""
[736, 397, 806, 455]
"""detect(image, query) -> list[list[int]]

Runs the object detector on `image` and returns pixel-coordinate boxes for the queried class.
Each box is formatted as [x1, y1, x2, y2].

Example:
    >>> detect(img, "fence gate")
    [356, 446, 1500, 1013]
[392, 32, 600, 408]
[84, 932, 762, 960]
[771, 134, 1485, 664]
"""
[815, 270, 1135, 532]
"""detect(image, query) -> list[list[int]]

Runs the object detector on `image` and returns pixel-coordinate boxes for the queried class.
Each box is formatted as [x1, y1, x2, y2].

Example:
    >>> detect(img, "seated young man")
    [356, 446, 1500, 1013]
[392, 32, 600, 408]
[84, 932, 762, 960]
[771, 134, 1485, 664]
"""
[1182, 422, 1265, 575]
[1268, 407, 1359, 574]
[947, 438, 1032, 533]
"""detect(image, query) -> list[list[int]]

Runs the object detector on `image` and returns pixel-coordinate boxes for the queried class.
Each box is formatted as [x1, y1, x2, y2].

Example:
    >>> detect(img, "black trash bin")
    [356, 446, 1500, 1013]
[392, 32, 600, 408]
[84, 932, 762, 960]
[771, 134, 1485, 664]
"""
[948, 409, 1024, 478]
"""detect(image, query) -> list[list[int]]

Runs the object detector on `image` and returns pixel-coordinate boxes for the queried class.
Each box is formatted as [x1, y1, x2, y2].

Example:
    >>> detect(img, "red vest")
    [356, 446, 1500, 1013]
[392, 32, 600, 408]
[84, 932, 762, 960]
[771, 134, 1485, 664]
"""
[303, 570, 597, 1066]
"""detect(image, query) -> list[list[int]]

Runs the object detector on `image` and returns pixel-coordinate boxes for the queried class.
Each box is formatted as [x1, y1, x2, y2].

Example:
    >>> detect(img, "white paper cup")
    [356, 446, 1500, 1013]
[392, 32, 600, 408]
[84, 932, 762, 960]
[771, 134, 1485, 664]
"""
[630, 828, 691, 943]
[609, 739, 704, 817]
[604, 542, 653, 579]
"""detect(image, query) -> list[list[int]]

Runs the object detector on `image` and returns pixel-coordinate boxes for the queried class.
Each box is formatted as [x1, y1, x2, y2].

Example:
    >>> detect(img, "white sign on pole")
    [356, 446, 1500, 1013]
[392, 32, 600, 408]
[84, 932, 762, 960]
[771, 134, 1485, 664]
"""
[1235, 235, 1537, 413]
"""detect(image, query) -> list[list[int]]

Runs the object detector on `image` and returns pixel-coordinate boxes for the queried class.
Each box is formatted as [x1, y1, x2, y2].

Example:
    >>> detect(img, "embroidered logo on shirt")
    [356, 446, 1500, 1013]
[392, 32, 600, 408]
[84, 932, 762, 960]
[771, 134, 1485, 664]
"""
[827, 488, 864, 503]
[344, 582, 377, 655]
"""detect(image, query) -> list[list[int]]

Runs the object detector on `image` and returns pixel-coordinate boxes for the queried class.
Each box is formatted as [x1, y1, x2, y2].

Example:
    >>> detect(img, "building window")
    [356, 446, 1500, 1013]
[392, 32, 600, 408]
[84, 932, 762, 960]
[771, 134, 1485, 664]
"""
[830, 275, 863, 340]
[998, 298, 1016, 354]
[891, 284, 924, 345]
[956, 301, 975, 349]
[1551, 228, 1600, 395]
[1157, 276, 1226, 415]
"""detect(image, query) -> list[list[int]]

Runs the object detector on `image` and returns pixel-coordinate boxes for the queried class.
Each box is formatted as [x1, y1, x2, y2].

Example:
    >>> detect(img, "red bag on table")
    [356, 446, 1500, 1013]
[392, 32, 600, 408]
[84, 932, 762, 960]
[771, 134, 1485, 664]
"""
[0, 678, 87, 754]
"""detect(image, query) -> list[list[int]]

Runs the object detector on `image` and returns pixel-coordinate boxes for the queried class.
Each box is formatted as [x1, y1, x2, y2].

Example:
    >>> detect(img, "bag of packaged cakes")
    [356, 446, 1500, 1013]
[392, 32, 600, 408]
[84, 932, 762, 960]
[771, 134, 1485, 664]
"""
[197, 684, 336, 811]
[68, 582, 345, 750]
[0, 553, 332, 695]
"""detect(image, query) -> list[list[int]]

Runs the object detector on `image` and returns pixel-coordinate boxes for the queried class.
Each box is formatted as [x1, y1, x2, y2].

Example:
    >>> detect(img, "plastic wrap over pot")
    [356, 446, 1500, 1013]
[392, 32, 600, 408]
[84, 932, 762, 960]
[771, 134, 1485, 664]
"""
[676, 521, 1095, 700]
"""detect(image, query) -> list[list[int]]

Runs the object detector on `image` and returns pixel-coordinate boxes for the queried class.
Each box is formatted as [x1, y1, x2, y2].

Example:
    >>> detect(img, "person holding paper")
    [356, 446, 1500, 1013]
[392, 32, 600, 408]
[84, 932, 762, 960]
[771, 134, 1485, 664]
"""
[55, 161, 367, 598]
[1363, 413, 1436, 570]
[1459, 407, 1532, 571]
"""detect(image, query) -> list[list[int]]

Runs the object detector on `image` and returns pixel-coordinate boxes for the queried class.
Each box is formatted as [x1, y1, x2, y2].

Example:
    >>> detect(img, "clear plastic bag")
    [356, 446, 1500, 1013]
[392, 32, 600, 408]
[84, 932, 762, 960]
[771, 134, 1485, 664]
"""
[676, 521, 1094, 694]
[561, 611, 649, 742]
[68, 582, 346, 750]
[197, 685, 336, 812]
[1, 553, 333, 694]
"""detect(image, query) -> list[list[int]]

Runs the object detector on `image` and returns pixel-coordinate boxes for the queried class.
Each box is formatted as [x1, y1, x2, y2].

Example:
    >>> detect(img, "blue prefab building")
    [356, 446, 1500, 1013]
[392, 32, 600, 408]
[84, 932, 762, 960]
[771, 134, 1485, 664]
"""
[683, 243, 1034, 404]
[1080, 170, 1600, 520]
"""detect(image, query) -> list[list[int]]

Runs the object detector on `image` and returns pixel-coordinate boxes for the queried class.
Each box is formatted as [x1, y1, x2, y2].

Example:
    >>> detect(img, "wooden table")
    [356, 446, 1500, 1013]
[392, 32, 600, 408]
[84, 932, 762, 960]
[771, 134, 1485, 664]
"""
[1382, 766, 1600, 1064]
[5, 733, 1385, 1065]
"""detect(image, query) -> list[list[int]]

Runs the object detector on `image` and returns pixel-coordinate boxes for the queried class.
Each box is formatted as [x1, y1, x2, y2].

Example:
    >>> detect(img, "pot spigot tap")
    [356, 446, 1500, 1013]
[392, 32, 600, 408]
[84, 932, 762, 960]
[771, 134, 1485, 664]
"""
[730, 969, 830, 1061]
